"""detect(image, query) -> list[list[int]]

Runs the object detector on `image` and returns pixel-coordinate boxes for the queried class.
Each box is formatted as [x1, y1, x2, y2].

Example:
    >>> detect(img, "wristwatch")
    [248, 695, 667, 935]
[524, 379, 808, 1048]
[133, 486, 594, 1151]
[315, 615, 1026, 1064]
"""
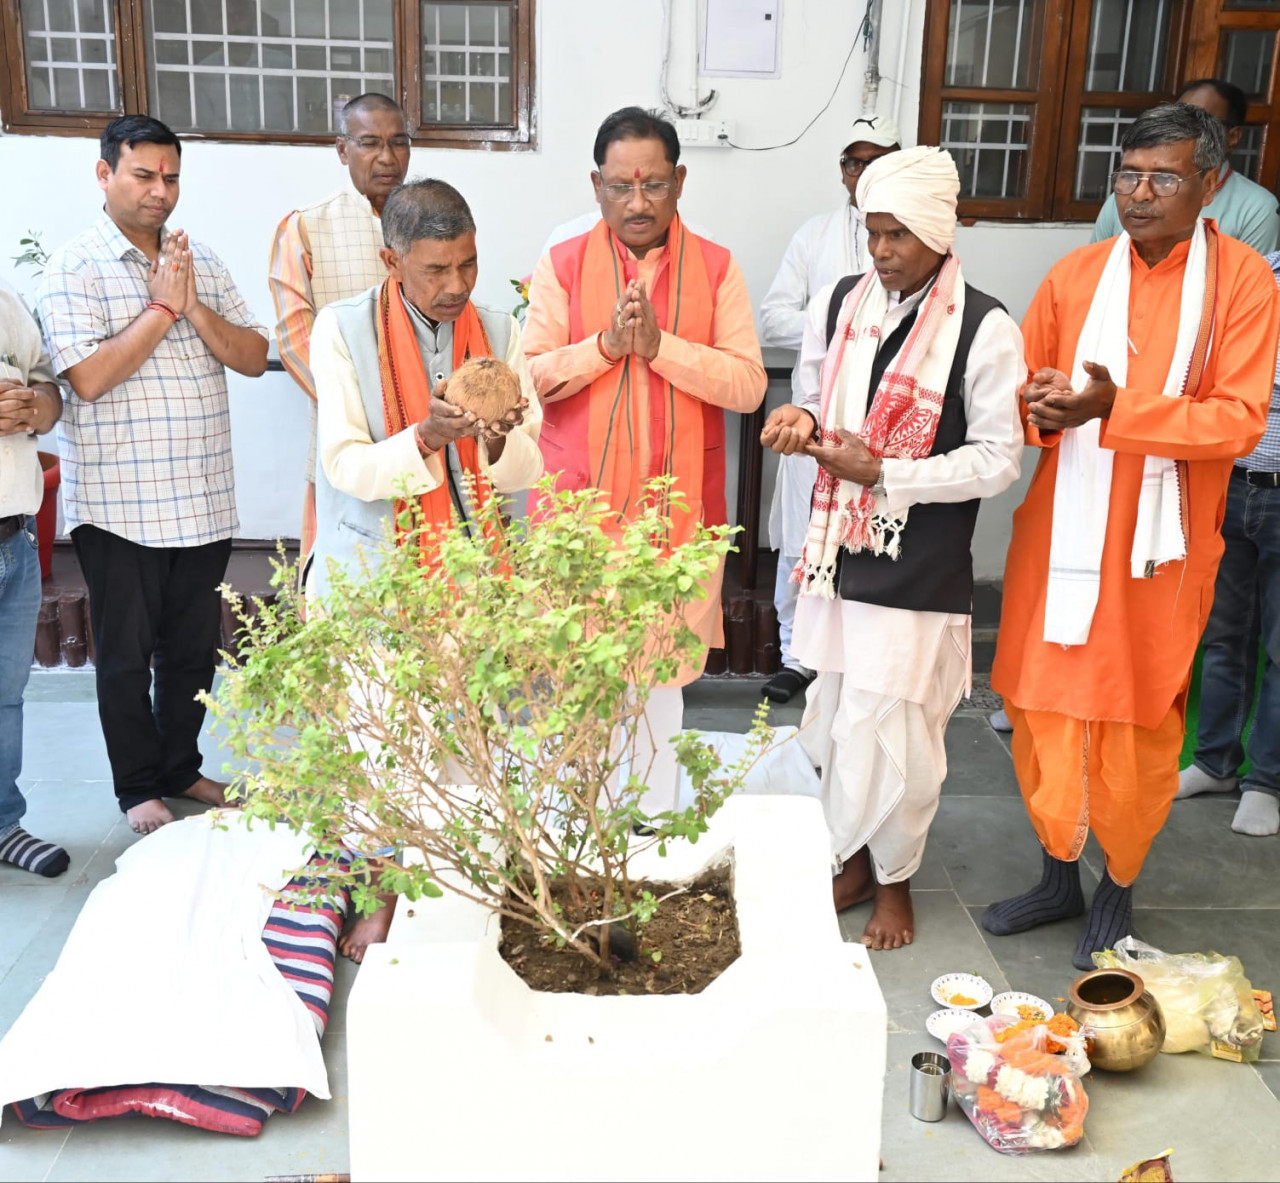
[869, 462, 886, 499]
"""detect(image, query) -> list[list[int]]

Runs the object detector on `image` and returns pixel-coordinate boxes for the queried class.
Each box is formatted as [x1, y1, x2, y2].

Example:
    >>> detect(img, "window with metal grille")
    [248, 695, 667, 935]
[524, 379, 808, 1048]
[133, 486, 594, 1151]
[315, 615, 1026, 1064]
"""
[921, 0, 1190, 220]
[0, 0, 535, 148]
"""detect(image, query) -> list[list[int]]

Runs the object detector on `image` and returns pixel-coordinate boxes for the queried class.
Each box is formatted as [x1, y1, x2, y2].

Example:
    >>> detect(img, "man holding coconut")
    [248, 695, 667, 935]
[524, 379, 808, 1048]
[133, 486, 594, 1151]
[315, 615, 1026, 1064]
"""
[308, 177, 544, 958]
[761, 147, 1024, 950]
[522, 106, 767, 820]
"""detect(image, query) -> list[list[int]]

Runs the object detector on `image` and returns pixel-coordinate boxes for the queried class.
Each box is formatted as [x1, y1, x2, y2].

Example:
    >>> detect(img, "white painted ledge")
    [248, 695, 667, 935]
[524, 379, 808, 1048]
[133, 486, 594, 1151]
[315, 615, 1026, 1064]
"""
[347, 794, 887, 1182]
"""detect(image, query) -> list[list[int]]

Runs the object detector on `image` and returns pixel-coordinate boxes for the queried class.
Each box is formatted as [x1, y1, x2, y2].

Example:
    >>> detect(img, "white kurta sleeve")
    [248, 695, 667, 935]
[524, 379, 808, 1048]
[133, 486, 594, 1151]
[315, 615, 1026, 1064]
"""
[879, 307, 1025, 510]
[758, 225, 814, 351]
[313, 307, 442, 503]
[797, 281, 838, 420]
[481, 318, 545, 493]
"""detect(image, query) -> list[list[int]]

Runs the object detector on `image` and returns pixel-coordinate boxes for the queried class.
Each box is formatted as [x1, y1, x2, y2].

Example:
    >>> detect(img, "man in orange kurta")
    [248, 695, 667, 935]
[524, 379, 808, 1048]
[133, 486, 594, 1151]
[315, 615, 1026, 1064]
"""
[986, 103, 1280, 970]
[522, 106, 767, 818]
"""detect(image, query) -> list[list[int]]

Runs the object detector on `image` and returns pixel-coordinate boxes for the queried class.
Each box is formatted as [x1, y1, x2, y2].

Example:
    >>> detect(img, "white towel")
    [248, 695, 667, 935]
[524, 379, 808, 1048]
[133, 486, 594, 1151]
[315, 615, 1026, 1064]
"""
[1044, 221, 1208, 646]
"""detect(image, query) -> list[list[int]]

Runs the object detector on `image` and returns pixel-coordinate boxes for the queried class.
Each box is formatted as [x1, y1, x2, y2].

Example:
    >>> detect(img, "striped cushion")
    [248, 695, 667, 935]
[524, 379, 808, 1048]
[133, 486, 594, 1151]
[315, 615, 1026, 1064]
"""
[9, 857, 349, 1136]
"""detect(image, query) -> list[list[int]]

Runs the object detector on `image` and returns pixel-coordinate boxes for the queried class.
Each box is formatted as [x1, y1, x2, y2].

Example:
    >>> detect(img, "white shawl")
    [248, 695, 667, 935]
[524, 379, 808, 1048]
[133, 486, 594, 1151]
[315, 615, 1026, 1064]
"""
[1043, 221, 1211, 646]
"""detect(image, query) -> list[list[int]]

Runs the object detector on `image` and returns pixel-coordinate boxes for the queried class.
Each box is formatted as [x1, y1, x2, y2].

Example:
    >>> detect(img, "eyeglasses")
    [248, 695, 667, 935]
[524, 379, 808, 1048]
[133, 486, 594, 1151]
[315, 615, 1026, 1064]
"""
[1111, 168, 1208, 197]
[840, 155, 879, 176]
[599, 180, 675, 203]
[345, 135, 412, 152]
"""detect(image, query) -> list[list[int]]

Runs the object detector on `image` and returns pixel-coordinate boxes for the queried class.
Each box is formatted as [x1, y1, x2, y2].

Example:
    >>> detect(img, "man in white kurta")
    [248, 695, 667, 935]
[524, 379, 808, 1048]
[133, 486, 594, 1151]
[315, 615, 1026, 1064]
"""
[762, 148, 1024, 950]
[758, 114, 901, 703]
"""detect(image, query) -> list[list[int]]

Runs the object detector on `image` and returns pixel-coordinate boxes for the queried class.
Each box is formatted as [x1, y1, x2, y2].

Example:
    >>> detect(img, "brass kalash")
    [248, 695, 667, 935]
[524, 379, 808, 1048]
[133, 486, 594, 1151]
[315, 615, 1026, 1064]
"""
[1067, 968, 1166, 1072]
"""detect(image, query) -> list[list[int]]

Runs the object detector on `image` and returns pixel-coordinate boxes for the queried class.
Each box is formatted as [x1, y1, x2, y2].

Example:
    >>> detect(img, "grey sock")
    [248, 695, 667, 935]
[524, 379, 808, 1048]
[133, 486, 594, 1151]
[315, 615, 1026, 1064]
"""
[1232, 791, 1280, 837]
[1073, 871, 1133, 971]
[981, 849, 1085, 937]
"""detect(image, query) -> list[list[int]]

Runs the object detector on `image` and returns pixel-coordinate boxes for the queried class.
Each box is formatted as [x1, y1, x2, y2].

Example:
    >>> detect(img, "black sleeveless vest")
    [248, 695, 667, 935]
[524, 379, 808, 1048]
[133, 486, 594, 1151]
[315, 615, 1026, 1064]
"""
[822, 276, 1005, 615]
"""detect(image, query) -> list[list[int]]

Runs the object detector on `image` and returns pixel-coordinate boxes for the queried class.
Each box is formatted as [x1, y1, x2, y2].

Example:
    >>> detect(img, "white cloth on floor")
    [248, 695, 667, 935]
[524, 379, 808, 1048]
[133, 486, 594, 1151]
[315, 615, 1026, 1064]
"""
[795, 598, 970, 882]
[0, 812, 328, 1116]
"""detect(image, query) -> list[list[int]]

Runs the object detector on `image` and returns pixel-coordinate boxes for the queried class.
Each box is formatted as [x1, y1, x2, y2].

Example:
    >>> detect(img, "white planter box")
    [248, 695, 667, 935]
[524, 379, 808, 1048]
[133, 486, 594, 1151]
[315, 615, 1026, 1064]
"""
[347, 794, 887, 1182]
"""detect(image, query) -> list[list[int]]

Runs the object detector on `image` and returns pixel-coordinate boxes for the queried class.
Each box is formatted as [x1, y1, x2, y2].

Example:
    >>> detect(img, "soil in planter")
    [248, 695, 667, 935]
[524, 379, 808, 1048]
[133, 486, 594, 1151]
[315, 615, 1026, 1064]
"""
[498, 862, 740, 996]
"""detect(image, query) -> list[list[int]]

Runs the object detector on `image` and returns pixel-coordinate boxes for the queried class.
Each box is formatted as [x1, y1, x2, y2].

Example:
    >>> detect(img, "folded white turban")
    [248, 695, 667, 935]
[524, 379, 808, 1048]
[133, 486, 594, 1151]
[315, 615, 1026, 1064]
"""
[856, 146, 960, 255]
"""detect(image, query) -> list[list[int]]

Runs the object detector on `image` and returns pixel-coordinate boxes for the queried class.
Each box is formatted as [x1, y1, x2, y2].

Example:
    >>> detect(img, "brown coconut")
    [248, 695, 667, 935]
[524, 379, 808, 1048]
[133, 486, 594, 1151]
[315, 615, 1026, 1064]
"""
[443, 357, 522, 422]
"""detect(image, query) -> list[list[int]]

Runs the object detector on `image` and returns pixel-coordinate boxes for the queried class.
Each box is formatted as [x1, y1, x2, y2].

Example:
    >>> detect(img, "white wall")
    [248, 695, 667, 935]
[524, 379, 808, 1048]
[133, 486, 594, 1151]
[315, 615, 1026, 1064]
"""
[0, 0, 1093, 577]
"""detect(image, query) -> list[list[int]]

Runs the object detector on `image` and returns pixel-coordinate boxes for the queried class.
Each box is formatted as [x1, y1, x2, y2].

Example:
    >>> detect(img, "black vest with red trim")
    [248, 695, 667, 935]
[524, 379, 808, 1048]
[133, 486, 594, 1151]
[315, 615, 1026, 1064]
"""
[822, 274, 1005, 615]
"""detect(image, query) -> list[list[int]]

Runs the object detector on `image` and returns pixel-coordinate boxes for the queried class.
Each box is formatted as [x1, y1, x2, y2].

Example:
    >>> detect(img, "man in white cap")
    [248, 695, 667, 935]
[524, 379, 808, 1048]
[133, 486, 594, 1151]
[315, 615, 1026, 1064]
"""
[761, 147, 1025, 949]
[757, 113, 902, 703]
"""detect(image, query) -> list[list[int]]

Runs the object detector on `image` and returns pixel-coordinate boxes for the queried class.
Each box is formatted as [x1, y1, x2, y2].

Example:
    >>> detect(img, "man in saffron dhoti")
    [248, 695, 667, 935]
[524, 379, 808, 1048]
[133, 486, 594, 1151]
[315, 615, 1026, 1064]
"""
[522, 106, 767, 819]
[762, 146, 1024, 950]
[984, 103, 1280, 970]
[308, 178, 544, 959]
[268, 93, 411, 566]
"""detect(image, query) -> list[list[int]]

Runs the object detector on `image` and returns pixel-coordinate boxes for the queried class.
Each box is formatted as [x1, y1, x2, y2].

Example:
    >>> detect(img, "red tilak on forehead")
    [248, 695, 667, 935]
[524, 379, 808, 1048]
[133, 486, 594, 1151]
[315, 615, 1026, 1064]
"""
[634, 168, 641, 179]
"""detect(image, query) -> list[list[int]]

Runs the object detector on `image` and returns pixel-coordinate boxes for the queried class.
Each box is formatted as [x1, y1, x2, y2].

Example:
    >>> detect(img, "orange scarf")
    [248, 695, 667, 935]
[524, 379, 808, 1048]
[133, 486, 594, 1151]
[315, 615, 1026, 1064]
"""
[550, 216, 723, 550]
[375, 279, 494, 564]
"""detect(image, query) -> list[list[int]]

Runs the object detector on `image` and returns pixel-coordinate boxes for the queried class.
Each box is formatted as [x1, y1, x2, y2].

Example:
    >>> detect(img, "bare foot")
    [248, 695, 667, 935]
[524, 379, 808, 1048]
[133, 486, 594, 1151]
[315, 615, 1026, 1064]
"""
[833, 846, 876, 912]
[339, 893, 399, 964]
[127, 799, 175, 835]
[177, 777, 231, 807]
[862, 879, 914, 950]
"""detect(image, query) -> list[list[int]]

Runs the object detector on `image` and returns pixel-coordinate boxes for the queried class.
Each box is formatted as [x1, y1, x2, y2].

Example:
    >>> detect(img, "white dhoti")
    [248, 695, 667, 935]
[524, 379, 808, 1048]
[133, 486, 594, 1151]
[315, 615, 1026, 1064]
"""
[793, 596, 970, 882]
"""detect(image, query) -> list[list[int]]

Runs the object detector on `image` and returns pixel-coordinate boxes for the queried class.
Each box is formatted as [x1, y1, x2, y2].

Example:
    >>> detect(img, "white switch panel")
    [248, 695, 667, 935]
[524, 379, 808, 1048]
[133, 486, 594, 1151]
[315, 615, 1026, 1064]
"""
[675, 118, 736, 148]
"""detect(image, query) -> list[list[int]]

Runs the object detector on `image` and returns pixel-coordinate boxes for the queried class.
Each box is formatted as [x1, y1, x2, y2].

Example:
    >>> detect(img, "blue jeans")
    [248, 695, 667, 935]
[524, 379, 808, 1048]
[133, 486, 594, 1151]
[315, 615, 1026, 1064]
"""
[1194, 477, 1280, 800]
[0, 517, 41, 836]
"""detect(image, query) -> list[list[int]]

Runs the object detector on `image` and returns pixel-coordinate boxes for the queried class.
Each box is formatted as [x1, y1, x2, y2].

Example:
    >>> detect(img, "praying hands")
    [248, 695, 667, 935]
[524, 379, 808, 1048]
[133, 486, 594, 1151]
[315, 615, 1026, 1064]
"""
[600, 279, 662, 361]
[1023, 361, 1117, 431]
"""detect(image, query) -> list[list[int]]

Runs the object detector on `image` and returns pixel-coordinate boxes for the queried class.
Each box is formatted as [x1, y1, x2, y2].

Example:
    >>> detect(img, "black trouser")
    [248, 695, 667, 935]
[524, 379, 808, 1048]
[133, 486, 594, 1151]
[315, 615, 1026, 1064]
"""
[72, 525, 232, 813]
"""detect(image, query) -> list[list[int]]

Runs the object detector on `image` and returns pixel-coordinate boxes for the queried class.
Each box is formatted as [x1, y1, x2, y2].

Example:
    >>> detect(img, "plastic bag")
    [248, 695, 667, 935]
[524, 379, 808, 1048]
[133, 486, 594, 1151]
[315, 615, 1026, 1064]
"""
[946, 1014, 1089, 1155]
[1093, 937, 1265, 1061]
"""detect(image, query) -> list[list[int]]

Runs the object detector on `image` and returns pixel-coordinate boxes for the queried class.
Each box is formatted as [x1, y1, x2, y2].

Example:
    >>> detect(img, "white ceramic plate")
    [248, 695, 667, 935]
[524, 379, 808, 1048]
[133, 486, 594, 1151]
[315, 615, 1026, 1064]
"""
[990, 991, 1054, 1022]
[926, 1007, 980, 1043]
[930, 972, 993, 1010]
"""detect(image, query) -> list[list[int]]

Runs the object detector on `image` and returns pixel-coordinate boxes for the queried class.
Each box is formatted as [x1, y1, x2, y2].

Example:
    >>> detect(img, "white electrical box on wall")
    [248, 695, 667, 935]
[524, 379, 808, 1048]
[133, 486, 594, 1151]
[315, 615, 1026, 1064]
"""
[675, 118, 737, 148]
[701, 0, 783, 79]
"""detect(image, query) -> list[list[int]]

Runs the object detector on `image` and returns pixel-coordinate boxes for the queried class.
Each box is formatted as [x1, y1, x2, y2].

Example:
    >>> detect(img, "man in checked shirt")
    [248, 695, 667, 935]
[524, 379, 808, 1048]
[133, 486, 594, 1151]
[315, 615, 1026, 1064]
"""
[37, 115, 268, 836]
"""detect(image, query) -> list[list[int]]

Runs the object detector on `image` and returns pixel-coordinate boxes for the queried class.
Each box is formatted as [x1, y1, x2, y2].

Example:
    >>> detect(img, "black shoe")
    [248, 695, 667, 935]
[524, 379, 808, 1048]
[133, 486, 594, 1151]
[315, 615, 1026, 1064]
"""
[761, 667, 814, 704]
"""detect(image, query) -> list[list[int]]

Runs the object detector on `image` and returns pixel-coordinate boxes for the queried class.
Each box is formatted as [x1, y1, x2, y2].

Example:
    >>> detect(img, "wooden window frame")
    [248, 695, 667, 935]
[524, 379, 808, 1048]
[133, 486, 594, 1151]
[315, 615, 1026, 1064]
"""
[1186, 2, 1280, 192]
[0, 0, 536, 150]
[920, 0, 1192, 222]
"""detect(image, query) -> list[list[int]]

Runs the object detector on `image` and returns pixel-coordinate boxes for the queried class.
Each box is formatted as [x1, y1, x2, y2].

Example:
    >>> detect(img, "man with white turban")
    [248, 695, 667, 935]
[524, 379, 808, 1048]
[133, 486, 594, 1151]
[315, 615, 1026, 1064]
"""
[761, 146, 1025, 949]
[757, 113, 901, 704]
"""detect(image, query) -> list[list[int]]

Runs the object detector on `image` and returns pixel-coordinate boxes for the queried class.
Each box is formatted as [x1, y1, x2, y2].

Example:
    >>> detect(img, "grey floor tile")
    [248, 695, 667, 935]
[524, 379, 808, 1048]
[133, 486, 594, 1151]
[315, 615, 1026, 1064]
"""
[965, 904, 1091, 1006]
[0, 886, 63, 984]
[941, 716, 1020, 798]
[19, 704, 109, 782]
[24, 670, 98, 704]
[841, 890, 1010, 1034]
[0, 1124, 71, 1183]
[1081, 1051, 1280, 1182]
[880, 1031, 1104, 1181]
[1255, 1059, 1280, 1100]
[1109, 796, 1280, 909]
[875, 1029, 1105, 1177]
[10, 781, 121, 885]
[930, 797, 1101, 909]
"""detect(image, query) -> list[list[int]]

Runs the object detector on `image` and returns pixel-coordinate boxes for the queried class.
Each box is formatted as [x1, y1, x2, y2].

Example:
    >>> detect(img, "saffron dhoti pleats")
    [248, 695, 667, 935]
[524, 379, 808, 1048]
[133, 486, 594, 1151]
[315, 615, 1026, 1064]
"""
[1005, 700, 1185, 887]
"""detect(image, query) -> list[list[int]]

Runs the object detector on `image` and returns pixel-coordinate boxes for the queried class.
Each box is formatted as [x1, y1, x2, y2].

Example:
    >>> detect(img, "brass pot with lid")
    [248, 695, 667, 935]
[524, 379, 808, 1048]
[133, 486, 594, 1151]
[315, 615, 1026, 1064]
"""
[1066, 968, 1166, 1072]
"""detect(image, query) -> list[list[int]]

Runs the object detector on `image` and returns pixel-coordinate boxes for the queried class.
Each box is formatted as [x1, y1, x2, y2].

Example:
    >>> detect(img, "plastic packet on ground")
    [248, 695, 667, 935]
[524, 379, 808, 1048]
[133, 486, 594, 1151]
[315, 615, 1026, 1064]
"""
[1093, 937, 1264, 1061]
[946, 1013, 1089, 1154]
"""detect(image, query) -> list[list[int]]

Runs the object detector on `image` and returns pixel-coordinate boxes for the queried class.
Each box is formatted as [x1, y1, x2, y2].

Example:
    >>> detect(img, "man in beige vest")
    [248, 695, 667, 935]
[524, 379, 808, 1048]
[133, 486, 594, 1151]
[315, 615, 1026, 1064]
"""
[268, 92, 411, 560]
